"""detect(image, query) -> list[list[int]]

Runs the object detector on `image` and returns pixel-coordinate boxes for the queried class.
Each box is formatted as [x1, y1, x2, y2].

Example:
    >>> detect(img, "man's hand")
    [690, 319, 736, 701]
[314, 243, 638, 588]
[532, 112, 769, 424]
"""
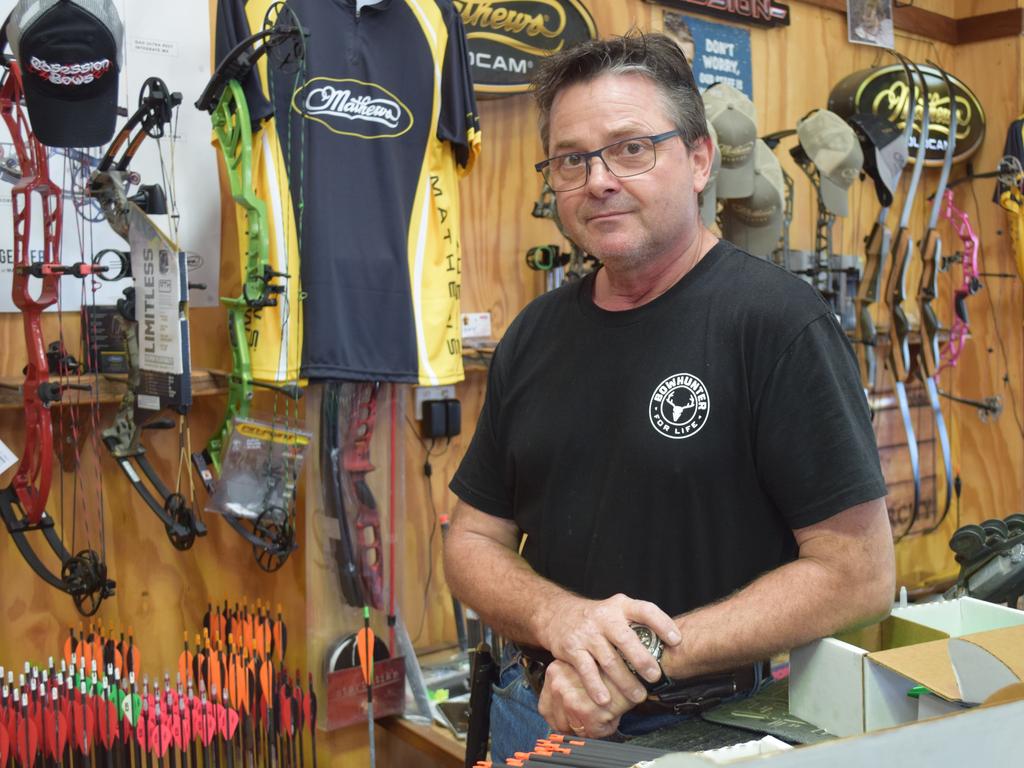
[538, 660, 633, 739]
[538, 593, 680, 707]
[444, 503, 680, 705]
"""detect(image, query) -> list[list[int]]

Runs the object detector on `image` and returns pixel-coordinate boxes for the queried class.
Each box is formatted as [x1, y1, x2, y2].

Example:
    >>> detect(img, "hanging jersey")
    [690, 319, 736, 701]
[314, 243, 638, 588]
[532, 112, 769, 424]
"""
[258, 0, 480, 384]
[213, 0, 304, 384]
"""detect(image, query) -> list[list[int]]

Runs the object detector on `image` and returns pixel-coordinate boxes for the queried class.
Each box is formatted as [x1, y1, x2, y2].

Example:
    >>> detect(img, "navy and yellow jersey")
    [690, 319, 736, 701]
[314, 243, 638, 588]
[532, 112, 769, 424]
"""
[213, 0, 304, 384]
[263, 0, 481, 384]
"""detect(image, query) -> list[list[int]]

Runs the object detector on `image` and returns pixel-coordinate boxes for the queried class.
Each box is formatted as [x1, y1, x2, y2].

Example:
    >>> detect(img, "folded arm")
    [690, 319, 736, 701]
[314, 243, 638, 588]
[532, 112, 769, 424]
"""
[662, 497, 896, 680]
[443, 500, 680, 708]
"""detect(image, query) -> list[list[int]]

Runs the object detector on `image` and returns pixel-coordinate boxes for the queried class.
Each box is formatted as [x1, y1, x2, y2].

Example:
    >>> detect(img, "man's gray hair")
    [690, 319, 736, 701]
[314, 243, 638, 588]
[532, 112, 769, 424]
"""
[531, 31, 709, 154]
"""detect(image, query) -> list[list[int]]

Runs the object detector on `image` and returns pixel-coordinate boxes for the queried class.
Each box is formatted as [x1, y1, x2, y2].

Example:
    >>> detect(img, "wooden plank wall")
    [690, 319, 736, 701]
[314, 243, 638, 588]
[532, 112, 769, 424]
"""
[0, 0, 1020, 764]
[413, 0, 1024, 642]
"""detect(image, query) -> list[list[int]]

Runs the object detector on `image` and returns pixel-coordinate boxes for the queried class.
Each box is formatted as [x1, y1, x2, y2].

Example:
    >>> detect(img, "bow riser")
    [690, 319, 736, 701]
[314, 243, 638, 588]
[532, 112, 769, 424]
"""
[938, 190, 981, 374]
[855, 217, 892, 388]
[12, 318, 56, 515]
[1, 64, 62, 525]
[887, 227, 915, 381]
[917, 232, 943, 378]
[205, 302, 257, 476]
[210, 83, 275, 309]
[343, 385, 384, 610]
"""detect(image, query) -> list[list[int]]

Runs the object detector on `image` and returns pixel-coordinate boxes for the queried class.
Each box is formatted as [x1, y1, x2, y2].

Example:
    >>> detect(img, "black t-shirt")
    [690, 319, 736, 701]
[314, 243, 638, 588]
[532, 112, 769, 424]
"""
[450, 241, 886, 617]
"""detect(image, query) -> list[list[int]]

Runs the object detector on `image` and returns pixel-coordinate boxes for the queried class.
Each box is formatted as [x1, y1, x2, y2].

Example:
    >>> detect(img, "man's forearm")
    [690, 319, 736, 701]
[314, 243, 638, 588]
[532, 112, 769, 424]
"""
[444, 526, 574, 648]
[664, 553, 892, 679]
[663, 499, 895, 680]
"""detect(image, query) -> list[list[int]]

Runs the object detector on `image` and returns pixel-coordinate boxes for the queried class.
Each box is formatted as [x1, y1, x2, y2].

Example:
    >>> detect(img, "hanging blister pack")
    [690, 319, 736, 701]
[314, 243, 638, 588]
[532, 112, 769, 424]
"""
[207, 417, 311, 523]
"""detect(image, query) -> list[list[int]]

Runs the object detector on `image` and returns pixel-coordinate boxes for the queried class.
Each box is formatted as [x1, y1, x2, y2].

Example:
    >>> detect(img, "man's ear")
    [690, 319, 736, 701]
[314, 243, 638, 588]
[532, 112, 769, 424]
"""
[689, 135, 714, 194]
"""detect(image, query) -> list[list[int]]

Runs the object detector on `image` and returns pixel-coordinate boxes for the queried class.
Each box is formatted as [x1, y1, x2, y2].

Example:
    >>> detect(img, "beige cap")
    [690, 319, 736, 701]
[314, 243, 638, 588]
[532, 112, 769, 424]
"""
[721, 139, 785, 258]
[702, 83, 757, 199]
[797, 109, 864, 216]
[699, 119, 721, 228]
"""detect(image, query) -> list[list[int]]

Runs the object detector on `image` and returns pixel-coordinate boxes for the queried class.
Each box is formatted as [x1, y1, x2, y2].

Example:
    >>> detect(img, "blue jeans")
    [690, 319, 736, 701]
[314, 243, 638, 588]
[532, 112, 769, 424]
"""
[489, 643, 766, 763]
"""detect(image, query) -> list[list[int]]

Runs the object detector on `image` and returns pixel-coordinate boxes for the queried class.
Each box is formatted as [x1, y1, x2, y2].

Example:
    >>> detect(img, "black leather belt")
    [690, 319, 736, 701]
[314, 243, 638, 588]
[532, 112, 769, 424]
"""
[518, 644, 767, 716]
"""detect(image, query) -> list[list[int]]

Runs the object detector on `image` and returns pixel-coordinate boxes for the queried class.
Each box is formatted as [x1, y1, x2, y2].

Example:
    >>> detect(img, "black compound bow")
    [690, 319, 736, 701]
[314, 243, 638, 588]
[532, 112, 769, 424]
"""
[89, 77, 208, 551]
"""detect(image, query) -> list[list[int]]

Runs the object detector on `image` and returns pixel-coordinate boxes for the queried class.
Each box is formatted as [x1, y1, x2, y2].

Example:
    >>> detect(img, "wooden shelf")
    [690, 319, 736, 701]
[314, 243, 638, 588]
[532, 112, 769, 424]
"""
[0, 368, 228, 410]
[462, 344, 495, 372]
[379, 716, 464, 768]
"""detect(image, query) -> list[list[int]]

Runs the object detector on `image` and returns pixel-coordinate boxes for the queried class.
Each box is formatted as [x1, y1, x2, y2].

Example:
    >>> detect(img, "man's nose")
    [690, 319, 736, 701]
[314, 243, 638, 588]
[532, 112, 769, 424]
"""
[584, 154, 619, 191]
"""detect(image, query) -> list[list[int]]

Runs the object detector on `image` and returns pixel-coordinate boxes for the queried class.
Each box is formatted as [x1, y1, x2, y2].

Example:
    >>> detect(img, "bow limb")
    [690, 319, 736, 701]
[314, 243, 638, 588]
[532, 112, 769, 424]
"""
[913, 62, 958, 534]
[193, 15, 304, 115]
[885, 58, 931, 540]
[321, 382, 366, 608]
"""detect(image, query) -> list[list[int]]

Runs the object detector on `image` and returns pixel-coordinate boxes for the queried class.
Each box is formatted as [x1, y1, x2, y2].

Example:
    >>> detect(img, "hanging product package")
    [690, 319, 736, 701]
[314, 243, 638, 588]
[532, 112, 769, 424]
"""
[206, 417, 312, 522]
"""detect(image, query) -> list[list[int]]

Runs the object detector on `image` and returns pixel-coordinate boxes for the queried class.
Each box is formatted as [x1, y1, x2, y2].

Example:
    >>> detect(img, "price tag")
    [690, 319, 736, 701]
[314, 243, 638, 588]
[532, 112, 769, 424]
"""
[0, 438, 17, 475]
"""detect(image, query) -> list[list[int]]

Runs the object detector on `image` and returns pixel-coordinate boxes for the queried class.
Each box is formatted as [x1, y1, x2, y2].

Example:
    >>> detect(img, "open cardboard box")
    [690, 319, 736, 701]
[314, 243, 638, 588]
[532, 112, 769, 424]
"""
[869, 624, 1024, 721]
[789, 597, 1024, 736]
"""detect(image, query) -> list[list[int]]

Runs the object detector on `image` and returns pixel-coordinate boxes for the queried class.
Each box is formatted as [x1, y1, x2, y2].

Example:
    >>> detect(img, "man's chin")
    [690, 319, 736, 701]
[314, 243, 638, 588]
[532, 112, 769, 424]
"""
[588, 249, 647, 272]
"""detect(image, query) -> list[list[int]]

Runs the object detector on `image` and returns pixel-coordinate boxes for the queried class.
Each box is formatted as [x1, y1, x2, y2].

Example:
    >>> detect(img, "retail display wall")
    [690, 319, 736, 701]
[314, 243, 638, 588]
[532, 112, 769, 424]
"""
[0, 1, 1021, 766]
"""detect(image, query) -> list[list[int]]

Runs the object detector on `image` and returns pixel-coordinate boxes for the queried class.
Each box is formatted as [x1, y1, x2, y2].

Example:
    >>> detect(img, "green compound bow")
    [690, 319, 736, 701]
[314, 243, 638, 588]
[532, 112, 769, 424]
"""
[192, 2, 306, 570]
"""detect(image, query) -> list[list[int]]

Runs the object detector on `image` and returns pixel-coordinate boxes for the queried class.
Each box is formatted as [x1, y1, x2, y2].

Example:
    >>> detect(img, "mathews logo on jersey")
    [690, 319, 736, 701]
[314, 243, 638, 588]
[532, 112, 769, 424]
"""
[648, 373, 710, 440]
[292, 78, 414, 139]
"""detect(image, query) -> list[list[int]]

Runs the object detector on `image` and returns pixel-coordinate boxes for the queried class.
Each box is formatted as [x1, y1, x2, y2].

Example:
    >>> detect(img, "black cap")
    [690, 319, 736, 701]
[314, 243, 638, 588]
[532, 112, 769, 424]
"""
[846, 112, 907, 208]
[6, 0, 122, 147]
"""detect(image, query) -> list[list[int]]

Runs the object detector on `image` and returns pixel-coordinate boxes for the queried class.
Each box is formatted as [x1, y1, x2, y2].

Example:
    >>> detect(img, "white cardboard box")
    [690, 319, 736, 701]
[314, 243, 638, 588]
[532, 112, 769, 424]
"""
[789, 597, 1024, 736]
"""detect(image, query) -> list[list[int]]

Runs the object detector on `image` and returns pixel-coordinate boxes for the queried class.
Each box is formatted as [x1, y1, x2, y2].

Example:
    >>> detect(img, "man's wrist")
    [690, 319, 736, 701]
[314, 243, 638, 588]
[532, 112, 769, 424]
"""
[659, 621, 690, 681]
[626, 623, 674, 694]
[529, 590, 574, 650]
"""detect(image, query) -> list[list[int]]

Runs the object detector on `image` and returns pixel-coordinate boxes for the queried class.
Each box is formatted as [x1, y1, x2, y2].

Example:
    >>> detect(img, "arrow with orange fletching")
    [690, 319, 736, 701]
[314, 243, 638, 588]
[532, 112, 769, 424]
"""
[357, 608, 376, 768]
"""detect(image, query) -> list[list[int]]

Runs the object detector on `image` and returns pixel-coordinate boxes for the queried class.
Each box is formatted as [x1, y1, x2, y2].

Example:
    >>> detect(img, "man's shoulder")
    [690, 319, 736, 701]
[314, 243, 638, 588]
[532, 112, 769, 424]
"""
[711, 241, 831, 314]
[496, 279, 584, 357]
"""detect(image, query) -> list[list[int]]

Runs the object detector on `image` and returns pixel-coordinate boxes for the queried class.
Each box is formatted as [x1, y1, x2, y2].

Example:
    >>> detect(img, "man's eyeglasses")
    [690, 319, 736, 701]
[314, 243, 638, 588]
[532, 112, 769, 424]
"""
[534, 130, 681, 192]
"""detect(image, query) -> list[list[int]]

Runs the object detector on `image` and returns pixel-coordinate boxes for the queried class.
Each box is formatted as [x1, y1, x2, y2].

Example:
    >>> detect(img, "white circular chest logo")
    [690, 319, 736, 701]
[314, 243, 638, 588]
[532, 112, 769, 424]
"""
[649, 373, 710, 439]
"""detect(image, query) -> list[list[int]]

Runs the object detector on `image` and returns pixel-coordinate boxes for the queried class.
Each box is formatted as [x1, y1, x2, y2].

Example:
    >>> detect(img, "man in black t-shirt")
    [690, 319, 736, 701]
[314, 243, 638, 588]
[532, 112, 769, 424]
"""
[444, 33, 894, 760]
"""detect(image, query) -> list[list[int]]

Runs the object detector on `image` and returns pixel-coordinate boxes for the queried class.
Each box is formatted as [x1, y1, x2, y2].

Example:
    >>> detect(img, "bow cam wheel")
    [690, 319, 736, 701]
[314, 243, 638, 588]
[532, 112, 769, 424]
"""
[62, 550, 114, 616]
[252, 507, 295, 572]
[164, 493, 198, 551]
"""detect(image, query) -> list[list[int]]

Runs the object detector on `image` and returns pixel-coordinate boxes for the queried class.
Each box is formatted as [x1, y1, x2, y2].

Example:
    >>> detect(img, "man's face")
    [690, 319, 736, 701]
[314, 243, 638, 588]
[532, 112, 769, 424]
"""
[547, 72, 712, 271]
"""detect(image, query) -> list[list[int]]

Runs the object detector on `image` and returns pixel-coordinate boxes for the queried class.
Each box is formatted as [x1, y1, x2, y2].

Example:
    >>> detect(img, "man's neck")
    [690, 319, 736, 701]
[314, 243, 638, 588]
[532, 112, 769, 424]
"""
[593, 228, 718, 311]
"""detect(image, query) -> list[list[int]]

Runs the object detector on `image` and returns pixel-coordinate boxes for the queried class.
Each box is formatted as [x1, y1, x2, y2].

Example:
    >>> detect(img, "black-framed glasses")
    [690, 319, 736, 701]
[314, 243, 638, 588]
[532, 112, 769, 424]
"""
[534, 130, 682, 192]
